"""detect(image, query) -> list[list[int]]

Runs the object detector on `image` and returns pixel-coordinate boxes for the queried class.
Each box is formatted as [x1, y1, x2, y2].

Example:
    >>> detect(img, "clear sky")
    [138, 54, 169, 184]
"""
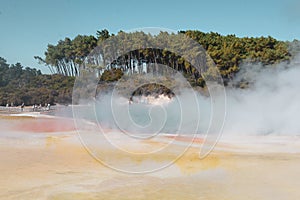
[0, 0, 300, 73]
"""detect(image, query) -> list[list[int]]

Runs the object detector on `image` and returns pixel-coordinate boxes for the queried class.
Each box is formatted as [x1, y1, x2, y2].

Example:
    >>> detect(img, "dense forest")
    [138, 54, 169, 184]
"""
[36, 30, 292, 79]
[0, 57, 74, 106]
[1, 29, 300, 106]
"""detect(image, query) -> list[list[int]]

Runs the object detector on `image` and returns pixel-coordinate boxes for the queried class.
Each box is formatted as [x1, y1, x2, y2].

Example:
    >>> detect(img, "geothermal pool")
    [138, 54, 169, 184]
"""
[1, 114, 300, 200]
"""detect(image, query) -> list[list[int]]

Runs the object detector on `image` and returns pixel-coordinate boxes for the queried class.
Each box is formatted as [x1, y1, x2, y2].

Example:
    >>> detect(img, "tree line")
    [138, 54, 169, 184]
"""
[1, 29, 298, 106]
[36, 29, 293, 87]
[0, 57, 74, 106]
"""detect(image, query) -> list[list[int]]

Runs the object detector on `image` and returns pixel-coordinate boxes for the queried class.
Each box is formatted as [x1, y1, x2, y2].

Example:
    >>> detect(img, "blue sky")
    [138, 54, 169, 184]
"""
[0, 0, 300, 73]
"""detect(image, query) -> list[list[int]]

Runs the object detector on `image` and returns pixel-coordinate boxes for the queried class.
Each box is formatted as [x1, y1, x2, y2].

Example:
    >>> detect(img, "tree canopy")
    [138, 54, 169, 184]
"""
[38, 29, 291, 87]
[0, 29, 296, 106]
[0, 58, 74, 106]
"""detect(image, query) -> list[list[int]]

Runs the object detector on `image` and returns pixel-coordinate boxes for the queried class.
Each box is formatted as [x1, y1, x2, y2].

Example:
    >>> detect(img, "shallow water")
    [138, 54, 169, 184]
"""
[1, 116, 300, 200]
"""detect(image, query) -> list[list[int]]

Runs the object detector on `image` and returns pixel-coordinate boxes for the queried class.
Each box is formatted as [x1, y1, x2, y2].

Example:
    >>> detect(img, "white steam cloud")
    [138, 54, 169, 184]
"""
[73, 55, 300, 136]
[223, 55, 300, 135]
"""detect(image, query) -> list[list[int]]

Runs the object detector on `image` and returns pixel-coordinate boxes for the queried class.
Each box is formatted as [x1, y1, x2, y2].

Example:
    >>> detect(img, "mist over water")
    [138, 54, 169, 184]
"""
[69, 55, 300, 136]
[93, 90, 208, 135]
[223, 55, 300, 135]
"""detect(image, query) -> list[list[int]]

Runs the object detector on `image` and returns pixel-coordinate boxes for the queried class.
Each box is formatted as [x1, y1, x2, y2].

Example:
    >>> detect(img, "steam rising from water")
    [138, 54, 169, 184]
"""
[93, 89, 207, 135]
[224, 56, 300, 135]
[89, 55, 300, 136]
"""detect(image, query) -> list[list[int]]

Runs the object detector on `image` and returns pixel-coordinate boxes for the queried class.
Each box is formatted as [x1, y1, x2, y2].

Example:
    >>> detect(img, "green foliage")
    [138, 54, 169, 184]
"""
[0, 58, 74, 106]
[131, 83, 175, 98]
[38, 35, 97, 76]
[100, 68, 123, 82]
[184, 30, 291, 83]
[1, 29, 293, 106]
[40, 29, 291, 88]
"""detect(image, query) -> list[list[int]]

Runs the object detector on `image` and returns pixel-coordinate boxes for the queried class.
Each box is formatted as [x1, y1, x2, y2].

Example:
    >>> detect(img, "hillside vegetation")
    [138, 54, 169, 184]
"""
[1, 29, 299, 106]
[0, 57, 74, 106]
